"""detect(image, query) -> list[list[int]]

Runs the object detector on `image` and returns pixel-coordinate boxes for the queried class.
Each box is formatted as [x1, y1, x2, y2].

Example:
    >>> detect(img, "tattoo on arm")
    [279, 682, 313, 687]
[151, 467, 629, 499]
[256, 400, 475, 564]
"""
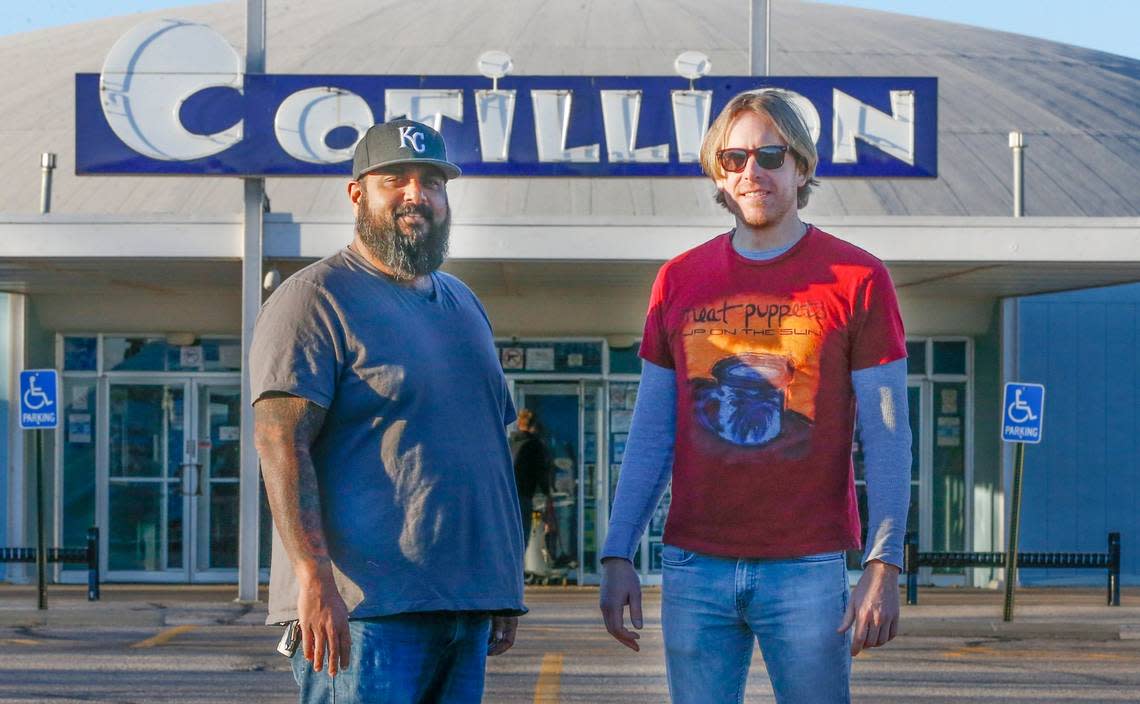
[254, 394, 330, 578]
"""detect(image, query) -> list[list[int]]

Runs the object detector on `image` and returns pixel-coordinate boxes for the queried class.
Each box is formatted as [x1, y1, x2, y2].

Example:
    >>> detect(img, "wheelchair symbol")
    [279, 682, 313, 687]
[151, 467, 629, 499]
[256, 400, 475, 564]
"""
[23, 375, 53, 411]
[1006, 388, 1037, 424]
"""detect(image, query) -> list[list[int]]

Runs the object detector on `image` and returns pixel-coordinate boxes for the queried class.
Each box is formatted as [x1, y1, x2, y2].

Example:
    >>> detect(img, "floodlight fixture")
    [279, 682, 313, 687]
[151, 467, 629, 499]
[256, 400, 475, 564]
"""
[477, 50, 514, 91]
[674, 50, 711, 90]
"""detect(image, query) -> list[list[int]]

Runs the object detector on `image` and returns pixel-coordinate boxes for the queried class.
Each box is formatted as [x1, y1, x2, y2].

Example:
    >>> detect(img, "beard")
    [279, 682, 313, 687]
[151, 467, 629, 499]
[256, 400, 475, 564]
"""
[718, 188, 795, 231]
[355, 192, 451, 280]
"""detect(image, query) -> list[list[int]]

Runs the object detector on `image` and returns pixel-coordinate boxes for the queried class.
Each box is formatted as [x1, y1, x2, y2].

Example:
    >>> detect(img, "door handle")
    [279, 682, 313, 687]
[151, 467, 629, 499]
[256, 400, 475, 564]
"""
[175, 464, 189, 495]
[177, 463, 204, 496]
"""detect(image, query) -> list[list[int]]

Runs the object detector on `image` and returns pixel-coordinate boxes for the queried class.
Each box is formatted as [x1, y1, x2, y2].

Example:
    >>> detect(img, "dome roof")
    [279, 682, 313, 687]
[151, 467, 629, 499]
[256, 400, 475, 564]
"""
[1, 0, 1137, 218]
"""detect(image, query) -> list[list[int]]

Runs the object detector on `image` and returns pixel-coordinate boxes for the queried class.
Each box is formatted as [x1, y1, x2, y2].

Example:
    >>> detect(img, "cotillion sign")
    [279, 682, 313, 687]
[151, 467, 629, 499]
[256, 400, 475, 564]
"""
[76, 20, 937, 178]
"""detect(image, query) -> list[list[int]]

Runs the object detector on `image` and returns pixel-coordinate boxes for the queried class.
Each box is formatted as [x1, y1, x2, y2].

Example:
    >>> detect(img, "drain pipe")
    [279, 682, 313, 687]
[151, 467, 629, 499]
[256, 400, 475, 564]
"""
[1009, 131, 1024, 217]
[39, 152, 56, 214]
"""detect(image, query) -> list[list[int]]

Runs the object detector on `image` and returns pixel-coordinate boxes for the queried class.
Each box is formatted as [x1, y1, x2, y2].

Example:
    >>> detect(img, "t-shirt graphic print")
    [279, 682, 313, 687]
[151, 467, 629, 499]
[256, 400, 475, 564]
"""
[685, 295, 827, 455]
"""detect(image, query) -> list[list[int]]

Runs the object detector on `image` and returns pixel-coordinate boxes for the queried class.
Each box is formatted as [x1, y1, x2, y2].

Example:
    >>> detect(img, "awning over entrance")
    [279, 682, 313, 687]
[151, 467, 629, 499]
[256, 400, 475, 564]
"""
[1, 214, 1137, 300]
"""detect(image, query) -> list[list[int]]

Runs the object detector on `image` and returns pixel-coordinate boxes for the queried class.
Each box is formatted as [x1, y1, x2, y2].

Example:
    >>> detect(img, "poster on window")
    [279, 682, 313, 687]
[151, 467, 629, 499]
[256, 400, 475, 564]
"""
[525, 347, 555, 371]
[180, 345, 204, 369]
[500, 347, 524, 370]
[612, 433, 627, 463]
[609, 385, 627, 410]
[611, 410, 633, 433]
[70, 387, 90, 411]
[68, 413, 92, 444]
[940, 388, 959, 414]
[936, 416, 961, 447]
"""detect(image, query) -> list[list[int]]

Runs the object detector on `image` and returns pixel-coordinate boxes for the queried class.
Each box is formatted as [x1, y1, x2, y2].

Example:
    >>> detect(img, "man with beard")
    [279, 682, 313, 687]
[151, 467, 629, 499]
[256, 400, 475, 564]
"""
[599, 91, 912, 702]
[251, 119, 525, 703]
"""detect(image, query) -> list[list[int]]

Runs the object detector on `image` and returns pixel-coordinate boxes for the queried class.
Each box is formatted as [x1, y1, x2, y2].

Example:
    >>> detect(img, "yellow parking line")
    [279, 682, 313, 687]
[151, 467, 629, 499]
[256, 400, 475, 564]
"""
[533, 652, 564, 703]
[130, 625, 196, 649]
[0, 638, 40, 646]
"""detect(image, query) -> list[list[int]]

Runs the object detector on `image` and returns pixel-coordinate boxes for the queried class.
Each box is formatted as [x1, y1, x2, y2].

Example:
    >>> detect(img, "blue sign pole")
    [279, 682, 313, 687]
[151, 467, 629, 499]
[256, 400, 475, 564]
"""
[1000, 382, 1045, 622]
[20, 370, 59, 610]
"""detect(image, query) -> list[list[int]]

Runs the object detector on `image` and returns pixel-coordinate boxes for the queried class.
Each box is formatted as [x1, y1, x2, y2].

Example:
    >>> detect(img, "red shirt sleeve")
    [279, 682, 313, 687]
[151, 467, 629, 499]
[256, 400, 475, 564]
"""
[850, 263, 907, 371]
[639, 263, 675, 370]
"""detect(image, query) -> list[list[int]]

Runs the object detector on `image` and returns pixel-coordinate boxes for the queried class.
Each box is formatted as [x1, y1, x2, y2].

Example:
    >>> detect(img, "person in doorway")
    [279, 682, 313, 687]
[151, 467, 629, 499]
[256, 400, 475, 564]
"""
[251, 119, 525, 704]
[510, 408, 553, 546]
[598, 90, 913, 703]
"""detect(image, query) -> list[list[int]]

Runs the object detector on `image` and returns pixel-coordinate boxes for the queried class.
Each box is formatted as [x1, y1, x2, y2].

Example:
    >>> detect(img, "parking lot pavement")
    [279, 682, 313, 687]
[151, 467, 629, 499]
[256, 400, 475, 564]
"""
[0, 585, 1137, 702]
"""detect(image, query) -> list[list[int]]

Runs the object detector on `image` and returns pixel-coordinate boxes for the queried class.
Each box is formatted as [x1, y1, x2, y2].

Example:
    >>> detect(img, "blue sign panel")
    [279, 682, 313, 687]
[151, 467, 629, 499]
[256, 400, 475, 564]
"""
[19, 369, 59, 430]
[1002, 382, 1045, 444]
[76, 73, 937, 178]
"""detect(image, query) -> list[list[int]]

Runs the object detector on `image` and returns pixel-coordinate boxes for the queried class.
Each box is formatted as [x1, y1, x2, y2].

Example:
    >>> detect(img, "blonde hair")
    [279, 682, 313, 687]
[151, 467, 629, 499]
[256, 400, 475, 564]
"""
[699, 90, 820, 209]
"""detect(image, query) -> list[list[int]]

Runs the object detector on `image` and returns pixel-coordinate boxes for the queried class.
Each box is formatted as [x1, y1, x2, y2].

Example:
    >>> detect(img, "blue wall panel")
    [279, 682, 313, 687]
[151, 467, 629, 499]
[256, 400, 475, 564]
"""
[0, 295, 7, 548]
[1104, 305, 1138, 581]
[1018, 284, 1140, 584]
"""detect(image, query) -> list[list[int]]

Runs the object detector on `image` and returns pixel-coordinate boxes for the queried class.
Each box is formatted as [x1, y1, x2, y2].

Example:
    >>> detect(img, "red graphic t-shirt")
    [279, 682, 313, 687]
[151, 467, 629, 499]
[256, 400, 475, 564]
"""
[641, 226, 906, 558]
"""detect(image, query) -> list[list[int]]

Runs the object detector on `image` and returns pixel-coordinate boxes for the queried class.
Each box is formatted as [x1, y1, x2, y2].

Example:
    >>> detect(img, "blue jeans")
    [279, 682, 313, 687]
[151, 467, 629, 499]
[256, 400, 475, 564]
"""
[661, 546, 851, 704]
[291, 611, 492, 704]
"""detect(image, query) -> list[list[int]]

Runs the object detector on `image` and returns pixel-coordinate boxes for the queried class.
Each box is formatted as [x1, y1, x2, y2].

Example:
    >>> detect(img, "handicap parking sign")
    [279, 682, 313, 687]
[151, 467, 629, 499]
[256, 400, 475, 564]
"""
[19, 369, 59, 429]
[1002, 382, 1044, 444]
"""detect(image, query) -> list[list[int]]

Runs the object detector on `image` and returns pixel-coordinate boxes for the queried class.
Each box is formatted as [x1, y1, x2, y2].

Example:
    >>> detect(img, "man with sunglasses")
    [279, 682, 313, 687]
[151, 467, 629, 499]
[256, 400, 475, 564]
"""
[600, 91, 911, 702]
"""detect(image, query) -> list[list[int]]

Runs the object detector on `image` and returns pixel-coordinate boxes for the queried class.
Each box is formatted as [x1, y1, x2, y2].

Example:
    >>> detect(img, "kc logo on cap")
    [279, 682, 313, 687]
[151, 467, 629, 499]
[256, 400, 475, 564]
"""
[351, 119, 462, 180]
[398, 126, 427, 153]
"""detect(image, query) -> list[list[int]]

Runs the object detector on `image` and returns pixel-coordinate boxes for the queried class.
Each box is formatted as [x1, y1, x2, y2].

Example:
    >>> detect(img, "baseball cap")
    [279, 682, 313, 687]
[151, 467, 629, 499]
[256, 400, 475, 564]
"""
[352, 119, 462, 180]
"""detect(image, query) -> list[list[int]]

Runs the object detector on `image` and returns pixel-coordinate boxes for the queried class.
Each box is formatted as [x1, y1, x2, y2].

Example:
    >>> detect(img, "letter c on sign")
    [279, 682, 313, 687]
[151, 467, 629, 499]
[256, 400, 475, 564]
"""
[99, 19, 243, 161]
[274, 88, 374, 164]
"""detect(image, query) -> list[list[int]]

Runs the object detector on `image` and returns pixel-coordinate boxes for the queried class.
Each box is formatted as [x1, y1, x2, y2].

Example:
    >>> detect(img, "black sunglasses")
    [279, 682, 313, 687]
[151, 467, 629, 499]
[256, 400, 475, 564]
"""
[716, 145, 789, 173]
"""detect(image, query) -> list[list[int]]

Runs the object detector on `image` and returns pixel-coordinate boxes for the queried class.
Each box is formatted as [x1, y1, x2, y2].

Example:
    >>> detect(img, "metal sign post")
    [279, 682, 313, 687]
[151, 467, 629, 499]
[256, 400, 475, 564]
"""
[19, 370, 60, 610]
[1000, 382, 1045, 622]
[237, 0, 267, 604]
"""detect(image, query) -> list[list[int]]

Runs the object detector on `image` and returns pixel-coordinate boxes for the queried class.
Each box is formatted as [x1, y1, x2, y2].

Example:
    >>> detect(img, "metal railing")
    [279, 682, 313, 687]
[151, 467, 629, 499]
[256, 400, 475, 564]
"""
[0, 526, 100, 601]
[904, 531, 1120, 606]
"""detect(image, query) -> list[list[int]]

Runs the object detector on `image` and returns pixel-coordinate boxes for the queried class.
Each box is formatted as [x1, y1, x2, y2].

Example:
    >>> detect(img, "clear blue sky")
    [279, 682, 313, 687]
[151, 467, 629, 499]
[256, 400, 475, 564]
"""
[0, 0, 1137, 60]
[813, 1, 1138, 60]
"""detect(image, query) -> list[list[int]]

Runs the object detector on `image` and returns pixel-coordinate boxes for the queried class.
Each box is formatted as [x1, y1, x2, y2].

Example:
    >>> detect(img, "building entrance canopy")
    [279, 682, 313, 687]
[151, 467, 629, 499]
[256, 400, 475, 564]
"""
[1, 215, 1136, 302]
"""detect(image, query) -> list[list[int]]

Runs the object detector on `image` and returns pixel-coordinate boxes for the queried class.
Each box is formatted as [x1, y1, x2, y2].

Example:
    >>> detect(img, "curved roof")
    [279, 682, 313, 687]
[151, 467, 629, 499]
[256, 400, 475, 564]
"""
[0, 0, 1137, 218]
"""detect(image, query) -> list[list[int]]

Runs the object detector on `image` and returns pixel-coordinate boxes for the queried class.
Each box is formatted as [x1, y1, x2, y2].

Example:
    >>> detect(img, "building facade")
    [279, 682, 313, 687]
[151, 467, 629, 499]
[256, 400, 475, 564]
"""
[1, 0, 1137, 591]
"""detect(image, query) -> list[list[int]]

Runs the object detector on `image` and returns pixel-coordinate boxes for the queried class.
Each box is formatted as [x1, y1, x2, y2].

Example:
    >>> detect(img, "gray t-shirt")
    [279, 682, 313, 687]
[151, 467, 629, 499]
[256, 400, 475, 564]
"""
[250, 247, 524, 624]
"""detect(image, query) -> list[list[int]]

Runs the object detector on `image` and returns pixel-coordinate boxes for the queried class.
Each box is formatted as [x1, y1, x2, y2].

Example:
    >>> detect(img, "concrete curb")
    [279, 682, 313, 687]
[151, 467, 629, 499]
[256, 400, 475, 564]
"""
[2, 607, 1135, 641]
[2, 586, 1136, 639]
[0, 603, 262, 628]
[899, 619, 1128, 641]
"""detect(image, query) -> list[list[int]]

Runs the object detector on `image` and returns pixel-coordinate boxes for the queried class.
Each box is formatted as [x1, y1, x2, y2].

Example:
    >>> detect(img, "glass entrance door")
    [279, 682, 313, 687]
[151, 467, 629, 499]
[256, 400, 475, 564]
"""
[514, 382, 605, 585]
[106, 380, 191, 579]
[192, 383, 243, 581]
[104, 378, 243, 582]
